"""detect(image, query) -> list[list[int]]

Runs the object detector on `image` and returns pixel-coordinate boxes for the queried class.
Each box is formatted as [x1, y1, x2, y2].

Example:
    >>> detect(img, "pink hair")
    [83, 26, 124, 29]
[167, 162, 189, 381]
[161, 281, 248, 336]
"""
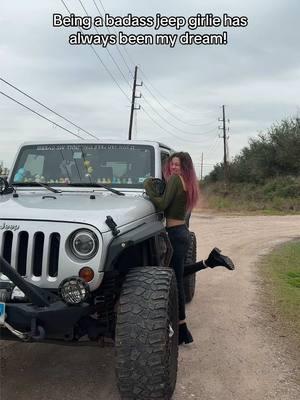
[163, 152, 200, 212]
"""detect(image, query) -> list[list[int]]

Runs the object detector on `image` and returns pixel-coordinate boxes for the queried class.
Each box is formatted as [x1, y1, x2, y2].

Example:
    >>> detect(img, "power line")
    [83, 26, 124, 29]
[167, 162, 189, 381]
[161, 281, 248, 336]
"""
[205, 135, 221, 160]
[142, 94, 218, 138]
[97, 0, 136, 71]
[60, 0, 131, 102]
[94, 0, 218, 132]
[78, 0, 131, 89]
[143, 82, 217, 128]
[0, 90, 85, 139]
[96, 0, 217, 126]
[140, 106, 184, 141]
[140, 68, 215, 118]
[141, 106, 208, 143]
[89, 45, 131, 101]
[62, 0, 219, 142]
[92, 0, 133, 76]
[206, 140, 224, 166]
[0, 77, 99, 140]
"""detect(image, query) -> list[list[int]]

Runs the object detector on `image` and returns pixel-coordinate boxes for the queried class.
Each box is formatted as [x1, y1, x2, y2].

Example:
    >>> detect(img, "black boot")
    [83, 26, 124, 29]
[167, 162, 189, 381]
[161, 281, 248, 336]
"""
[205, 247, 235, 270]
[178, 323, 193, 345]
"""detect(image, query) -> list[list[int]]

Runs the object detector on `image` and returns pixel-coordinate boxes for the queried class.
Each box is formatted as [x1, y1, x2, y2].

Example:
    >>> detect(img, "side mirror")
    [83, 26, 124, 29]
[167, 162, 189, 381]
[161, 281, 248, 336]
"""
[149, 178, 166, 196]
[0, 177, 13, 195]
[0, 177, 8, 194]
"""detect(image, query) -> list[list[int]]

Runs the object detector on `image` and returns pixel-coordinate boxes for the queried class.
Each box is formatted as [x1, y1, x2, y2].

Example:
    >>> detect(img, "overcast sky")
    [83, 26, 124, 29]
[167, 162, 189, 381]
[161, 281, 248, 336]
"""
[1, 0, 300, 176]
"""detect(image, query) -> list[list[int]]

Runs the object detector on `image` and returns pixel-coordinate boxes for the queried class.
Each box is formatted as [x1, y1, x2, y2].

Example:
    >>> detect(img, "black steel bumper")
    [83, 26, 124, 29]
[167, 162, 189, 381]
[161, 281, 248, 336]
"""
[0, 255, 91, 341]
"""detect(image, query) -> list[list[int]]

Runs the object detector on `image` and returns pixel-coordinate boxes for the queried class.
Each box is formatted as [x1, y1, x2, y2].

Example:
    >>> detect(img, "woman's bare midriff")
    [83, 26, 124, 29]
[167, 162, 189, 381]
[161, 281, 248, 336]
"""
[166, 218, 186, 228]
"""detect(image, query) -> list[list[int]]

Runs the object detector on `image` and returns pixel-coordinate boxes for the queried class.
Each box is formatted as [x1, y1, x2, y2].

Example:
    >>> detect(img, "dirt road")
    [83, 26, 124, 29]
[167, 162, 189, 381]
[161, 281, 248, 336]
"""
[1, 214, 300, 400]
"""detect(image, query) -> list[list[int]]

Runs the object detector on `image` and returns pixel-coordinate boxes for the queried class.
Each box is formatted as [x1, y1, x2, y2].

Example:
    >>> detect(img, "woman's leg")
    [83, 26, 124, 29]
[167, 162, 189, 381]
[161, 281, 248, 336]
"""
[167, 225, 190, 322]
[183, 247, 235, 276]
[167, 225, 193, 344]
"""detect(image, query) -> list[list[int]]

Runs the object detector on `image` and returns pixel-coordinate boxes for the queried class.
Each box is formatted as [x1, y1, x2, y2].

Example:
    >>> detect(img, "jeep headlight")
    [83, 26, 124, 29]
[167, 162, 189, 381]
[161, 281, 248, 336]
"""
[59, 277, 89, 304]
[69, 229, 98, 260]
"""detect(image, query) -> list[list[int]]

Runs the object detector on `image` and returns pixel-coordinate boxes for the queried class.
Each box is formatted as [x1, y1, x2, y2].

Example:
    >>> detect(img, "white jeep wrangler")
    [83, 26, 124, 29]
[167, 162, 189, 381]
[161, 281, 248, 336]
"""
[0, 140, 197, 400]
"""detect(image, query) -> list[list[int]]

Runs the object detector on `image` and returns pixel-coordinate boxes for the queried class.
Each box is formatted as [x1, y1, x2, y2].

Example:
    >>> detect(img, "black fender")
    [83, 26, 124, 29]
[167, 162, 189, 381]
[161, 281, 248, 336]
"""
[103, 221, 169, 271]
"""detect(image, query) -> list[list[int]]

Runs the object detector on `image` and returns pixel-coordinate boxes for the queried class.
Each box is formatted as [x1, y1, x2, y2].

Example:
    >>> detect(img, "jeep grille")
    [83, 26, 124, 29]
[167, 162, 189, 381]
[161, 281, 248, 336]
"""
[0, 221, 102, 289]
[1, 230, 60, 278]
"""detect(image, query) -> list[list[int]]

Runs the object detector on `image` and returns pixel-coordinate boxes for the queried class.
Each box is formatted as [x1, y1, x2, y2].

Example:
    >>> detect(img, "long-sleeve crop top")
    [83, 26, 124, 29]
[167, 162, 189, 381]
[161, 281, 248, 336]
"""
[143, 175, 187, 220]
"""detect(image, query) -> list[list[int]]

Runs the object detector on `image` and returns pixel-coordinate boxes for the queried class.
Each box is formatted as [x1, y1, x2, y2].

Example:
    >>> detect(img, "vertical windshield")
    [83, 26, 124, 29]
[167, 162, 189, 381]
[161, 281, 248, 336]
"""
[10, 143, 155, 188]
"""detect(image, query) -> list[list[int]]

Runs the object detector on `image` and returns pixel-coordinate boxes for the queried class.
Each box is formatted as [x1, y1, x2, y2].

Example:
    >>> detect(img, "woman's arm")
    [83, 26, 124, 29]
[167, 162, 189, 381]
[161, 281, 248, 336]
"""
[144, 175, 180, 211]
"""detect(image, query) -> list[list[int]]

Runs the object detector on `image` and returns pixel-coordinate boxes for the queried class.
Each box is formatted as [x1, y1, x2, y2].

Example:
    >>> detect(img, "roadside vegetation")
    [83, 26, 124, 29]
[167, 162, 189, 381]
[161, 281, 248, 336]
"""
[203, 117, 300, 213]
[259, 240, 300, 343]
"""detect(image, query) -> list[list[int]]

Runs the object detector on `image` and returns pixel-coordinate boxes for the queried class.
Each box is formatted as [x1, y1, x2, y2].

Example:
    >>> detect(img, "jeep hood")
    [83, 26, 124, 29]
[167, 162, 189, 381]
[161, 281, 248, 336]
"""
[0, 191, 156, 232]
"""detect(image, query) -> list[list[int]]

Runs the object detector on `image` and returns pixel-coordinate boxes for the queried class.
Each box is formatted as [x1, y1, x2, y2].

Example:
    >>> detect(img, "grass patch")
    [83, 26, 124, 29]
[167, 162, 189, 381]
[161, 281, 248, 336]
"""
[202, 179, 300, 214]
[260, 240, 300, 339]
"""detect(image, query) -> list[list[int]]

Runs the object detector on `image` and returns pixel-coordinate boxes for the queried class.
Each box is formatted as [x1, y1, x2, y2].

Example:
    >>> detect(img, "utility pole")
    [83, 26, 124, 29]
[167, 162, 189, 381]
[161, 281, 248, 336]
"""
[219, 105, 229, 187]
[128, 66, 142, 140]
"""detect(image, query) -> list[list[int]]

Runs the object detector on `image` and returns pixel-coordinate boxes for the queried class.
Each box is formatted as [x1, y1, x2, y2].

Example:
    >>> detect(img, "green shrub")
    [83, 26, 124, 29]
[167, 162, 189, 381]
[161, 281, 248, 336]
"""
[202, 178, 300, 213]
[205, 117, 300, 185]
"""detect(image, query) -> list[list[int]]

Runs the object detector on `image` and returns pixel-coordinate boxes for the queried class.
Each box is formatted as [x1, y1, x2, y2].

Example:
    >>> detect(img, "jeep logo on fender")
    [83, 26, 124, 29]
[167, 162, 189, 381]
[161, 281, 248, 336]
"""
[0, 222, 20, 231]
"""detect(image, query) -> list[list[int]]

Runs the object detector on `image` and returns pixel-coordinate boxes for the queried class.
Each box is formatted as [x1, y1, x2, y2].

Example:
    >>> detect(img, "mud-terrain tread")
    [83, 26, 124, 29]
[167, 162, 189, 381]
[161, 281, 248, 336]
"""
[184, 231, 197, 303]
[115, 267, 178, 400]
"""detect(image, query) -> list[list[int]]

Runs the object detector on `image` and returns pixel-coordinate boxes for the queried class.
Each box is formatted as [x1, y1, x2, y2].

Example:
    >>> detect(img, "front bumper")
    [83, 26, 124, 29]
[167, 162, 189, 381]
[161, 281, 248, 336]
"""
[0, 255, 92, 341]
[2, 300, 91, 341]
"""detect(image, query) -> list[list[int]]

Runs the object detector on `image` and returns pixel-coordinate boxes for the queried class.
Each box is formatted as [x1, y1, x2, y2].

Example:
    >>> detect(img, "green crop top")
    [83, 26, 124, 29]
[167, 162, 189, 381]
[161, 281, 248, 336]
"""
[144, 175, 187, 220]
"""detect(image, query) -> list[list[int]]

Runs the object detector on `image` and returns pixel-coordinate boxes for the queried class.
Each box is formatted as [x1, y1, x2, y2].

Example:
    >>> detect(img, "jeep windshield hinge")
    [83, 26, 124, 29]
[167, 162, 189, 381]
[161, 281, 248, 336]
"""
[105, 216, 120, 237]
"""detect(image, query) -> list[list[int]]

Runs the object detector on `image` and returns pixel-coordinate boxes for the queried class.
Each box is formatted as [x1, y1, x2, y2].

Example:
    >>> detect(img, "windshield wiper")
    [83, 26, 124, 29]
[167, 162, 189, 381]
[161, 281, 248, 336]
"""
[68, 182, 125, 196]
[14, 182, 62, 193]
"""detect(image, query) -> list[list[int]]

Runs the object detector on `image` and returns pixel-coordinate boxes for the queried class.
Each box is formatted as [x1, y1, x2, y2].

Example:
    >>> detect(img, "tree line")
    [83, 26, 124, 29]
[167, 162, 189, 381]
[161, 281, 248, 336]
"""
[205, 117, 300, 184]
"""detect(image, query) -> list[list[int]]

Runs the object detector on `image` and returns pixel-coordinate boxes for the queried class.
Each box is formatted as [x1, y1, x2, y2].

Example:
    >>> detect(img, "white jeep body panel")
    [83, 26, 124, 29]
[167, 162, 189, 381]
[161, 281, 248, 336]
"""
[0, 192, 157, 291]
[0, 140, 172, 292]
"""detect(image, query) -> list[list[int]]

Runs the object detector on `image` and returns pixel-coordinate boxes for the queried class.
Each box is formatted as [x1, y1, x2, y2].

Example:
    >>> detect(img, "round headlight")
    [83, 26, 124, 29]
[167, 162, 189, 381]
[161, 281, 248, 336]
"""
[59, 277, 89, 305]
[70, 229, 98, 260]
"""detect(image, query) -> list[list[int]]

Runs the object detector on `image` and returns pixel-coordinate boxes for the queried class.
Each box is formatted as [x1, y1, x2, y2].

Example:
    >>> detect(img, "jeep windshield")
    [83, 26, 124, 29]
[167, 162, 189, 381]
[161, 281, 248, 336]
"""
[10, 143, 155, 189]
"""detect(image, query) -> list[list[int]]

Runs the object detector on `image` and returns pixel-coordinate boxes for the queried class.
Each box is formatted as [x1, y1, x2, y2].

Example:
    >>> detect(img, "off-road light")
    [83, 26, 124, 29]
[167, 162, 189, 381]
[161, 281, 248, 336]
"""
[70, 229, 98, 260]
[59, 277, 89, 305]
[79, 267, 94, 283]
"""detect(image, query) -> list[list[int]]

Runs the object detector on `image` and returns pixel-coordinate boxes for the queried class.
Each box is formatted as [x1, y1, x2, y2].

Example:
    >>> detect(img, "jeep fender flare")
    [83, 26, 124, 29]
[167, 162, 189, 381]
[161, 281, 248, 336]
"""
[103, 221, 167, 271]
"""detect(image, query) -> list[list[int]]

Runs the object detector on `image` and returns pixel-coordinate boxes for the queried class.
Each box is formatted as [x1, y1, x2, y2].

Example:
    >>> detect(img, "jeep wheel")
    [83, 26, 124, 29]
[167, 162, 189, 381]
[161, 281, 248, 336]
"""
[184, 231, 197, 303]
[115, 267, 178, 400]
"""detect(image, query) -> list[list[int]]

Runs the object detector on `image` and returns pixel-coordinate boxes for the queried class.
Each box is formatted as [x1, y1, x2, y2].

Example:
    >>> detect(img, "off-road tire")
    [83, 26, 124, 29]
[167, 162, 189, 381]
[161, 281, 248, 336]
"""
[184, 231, 197, 303]
[115, 267, 178, 400]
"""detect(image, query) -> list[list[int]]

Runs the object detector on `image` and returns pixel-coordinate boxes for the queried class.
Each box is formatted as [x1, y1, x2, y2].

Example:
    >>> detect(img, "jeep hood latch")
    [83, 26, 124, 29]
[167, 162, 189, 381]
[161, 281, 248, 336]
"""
[105, 216, 120, 237]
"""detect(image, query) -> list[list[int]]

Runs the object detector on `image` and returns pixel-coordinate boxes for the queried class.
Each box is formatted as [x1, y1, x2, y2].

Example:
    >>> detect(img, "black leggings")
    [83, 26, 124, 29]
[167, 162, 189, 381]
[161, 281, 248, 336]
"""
[167, 225, 190, 321]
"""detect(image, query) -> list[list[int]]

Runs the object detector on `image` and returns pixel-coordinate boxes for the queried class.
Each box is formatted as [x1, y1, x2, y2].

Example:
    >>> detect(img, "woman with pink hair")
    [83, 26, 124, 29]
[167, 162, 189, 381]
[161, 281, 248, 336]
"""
[144, 152, 234, 345]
